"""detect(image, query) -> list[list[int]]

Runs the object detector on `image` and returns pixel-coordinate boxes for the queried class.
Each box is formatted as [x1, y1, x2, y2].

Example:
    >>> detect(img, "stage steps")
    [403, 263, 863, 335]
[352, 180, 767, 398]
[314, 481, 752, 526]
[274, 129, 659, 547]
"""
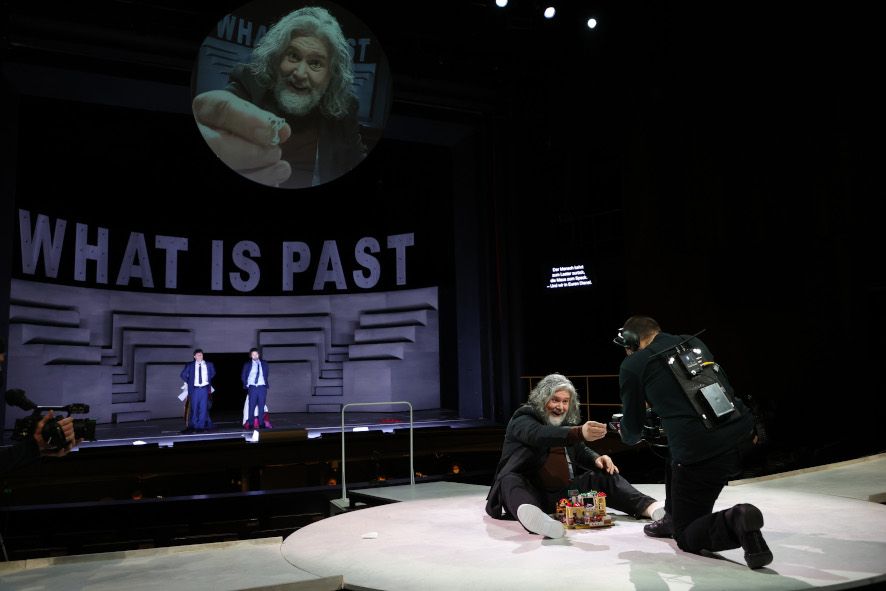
[8, 302, 81, 327]
[5, 282, 440, 426]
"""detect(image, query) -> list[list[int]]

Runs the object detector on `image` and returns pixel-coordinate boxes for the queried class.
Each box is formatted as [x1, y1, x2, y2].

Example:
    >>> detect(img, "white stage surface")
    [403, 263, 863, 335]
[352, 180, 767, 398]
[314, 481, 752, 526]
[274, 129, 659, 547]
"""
[2, 453, 885, 591]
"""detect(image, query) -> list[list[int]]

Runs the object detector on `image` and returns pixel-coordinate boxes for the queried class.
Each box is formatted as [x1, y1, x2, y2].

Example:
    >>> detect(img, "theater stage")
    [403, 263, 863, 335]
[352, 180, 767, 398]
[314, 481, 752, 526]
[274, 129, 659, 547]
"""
[75, 408, 485, 449]
[280, 453, 886, 591]
[2, 454, 885, 590]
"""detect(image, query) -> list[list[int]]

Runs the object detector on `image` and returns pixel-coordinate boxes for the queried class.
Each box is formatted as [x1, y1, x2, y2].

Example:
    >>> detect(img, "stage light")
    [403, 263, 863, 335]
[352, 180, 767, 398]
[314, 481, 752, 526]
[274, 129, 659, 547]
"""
[353, 426, 369, 432]
[544, 6, 556, 19]
[495, 0, 507, 7]
[132, 440, 146, 446]
[587, 17, 598, 29]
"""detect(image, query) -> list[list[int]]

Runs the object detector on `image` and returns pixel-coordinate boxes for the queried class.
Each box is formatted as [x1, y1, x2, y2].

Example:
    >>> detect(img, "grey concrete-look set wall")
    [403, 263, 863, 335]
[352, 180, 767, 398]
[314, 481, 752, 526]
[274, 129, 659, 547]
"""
[4, 279, 439, 426]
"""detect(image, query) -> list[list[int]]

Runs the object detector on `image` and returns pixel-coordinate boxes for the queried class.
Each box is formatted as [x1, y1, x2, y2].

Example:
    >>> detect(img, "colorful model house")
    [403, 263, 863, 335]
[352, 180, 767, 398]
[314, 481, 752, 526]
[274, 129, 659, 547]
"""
[555, 491, 614, 528]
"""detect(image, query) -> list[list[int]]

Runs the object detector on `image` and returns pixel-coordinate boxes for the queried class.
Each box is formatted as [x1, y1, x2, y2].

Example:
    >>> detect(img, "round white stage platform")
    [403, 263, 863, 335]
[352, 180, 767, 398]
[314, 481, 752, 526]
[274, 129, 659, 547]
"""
[282, 477, 886, 591]
[1, 456, 882, 590]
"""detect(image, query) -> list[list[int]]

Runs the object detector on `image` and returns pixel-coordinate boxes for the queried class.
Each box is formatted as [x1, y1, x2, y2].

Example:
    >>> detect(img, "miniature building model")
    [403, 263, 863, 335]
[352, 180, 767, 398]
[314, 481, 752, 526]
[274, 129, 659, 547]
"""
[555, 490, 614, 528]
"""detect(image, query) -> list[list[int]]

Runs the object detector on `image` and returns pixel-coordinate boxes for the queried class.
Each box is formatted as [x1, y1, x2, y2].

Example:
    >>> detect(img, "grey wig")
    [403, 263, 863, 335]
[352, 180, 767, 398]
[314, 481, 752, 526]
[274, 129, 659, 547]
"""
[249, 6, 355, 118]
[527, 373, 581, 425]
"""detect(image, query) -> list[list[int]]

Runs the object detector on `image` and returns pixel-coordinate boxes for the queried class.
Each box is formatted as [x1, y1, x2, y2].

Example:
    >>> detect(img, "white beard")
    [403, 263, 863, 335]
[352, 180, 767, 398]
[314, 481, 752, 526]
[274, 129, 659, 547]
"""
[546, 413, 565, 426]
[274, 78, 324, 117]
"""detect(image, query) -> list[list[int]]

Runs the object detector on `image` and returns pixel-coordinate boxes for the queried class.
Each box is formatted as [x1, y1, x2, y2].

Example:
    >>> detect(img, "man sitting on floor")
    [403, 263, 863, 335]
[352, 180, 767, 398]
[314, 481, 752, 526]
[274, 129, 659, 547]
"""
[486, 373, 664, 538]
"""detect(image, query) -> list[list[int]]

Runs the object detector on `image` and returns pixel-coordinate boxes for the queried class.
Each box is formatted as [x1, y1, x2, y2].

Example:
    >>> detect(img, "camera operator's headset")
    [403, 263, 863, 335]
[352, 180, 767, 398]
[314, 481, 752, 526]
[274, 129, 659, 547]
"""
[612, 328, 641, 352]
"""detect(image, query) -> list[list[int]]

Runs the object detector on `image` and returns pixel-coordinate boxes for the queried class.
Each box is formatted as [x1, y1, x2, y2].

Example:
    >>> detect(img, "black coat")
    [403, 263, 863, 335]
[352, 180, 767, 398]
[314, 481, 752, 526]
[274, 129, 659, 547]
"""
[485, 405, 600, 519]
[618, 332, 755, 464]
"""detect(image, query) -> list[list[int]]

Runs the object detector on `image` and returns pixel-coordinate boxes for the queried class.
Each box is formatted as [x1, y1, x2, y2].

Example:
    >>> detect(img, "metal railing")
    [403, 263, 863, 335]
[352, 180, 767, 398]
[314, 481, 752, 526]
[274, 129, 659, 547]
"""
[340, 401, 415, 503]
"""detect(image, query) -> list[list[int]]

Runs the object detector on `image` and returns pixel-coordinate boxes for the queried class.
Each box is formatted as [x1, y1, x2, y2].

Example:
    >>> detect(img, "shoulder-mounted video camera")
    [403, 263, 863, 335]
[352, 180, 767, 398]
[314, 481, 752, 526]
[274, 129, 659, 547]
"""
[608, 409, 668, 447]
[6, 389, 97, 450]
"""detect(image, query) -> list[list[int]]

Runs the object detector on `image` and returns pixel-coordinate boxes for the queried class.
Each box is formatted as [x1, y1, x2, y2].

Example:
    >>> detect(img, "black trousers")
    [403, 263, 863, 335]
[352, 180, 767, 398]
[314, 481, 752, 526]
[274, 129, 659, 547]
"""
[669, 447, 744, 553]
[499, 470, 656, 523]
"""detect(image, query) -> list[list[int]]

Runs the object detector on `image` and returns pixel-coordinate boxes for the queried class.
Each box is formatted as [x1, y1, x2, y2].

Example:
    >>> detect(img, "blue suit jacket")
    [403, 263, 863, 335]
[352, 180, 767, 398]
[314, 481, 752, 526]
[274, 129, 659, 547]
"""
[181, 361, 216, 394]
[241, 359, 269, 389]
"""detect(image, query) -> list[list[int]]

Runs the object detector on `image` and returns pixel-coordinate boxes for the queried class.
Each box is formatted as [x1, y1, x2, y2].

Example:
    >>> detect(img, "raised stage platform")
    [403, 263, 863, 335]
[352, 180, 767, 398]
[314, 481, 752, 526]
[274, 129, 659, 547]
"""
[72, 408, 488, 449]
[0, 408, 506, 518]
[2, 453, 884, 590]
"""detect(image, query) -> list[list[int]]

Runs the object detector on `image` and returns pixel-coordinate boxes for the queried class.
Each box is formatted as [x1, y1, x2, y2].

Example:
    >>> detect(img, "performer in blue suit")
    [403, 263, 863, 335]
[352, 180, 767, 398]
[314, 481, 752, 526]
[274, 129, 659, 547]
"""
[241, 347, 271, 429]
[180, 348, 215, 433]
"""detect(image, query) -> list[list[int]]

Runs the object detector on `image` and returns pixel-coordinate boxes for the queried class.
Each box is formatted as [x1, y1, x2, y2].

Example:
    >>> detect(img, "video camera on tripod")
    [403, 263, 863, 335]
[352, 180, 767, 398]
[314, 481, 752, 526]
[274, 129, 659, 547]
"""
[5, 389, 96, 450]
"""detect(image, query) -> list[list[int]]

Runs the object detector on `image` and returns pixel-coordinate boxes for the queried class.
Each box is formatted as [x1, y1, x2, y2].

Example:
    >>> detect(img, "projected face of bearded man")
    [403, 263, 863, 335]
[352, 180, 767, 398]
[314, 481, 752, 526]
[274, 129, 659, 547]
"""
[275, 35, 332, 117]
[545, 389, 571, 426]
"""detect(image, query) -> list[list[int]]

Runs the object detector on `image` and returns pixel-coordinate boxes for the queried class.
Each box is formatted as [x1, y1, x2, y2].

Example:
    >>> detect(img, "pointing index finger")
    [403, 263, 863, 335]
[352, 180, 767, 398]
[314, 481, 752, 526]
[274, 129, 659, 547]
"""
[193, 90, 291, 146]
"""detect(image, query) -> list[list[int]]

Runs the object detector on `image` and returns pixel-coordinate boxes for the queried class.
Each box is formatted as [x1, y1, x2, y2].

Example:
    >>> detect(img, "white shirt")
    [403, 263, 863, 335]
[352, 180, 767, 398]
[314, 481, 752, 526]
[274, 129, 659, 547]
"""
[249, 361, 265, 386]
[194, 361, 209, 387]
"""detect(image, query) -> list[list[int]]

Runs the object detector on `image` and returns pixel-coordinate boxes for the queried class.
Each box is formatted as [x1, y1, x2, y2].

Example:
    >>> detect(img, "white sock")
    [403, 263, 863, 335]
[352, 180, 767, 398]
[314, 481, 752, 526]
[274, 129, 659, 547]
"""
[643, 500, 665, 519]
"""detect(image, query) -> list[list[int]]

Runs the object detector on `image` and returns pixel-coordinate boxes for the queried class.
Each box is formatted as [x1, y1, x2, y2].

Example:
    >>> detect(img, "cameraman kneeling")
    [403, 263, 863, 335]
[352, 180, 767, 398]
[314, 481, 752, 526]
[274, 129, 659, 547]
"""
[615, 316, 772, 570]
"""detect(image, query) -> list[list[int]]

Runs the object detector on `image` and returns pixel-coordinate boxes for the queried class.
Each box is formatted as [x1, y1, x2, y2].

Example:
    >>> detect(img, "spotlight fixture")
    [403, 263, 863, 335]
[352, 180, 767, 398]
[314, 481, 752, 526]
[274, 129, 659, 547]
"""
[543, 6, 556, 19]
[587, 17, 598, 29]
[495, 0, 508, 7]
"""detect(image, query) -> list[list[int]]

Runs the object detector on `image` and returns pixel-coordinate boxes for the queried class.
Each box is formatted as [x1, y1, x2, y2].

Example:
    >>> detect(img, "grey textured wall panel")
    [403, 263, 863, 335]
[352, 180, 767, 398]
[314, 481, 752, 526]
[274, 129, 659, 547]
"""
[5, 280, 440, 426]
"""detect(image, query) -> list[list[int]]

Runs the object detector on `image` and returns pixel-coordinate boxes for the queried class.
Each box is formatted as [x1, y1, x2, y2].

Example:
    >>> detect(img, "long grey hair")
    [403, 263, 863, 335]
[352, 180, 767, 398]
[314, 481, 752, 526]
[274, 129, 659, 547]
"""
[249, 6, 355, 118]
[527, 373, 581, 425]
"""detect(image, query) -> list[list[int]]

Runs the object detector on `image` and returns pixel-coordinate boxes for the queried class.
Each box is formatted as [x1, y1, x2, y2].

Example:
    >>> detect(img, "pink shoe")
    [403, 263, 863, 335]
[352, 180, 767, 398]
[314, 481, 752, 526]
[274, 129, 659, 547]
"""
[243, 421, 251, 430]
[253, 418, 260, 429]
[263, 419, 273, 429]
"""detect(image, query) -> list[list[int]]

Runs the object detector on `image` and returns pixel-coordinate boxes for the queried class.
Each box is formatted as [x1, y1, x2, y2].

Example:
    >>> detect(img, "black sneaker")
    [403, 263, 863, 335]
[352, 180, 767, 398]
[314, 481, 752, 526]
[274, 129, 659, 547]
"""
[729, 504, 773, 569]
[644, 514, 673, 538]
